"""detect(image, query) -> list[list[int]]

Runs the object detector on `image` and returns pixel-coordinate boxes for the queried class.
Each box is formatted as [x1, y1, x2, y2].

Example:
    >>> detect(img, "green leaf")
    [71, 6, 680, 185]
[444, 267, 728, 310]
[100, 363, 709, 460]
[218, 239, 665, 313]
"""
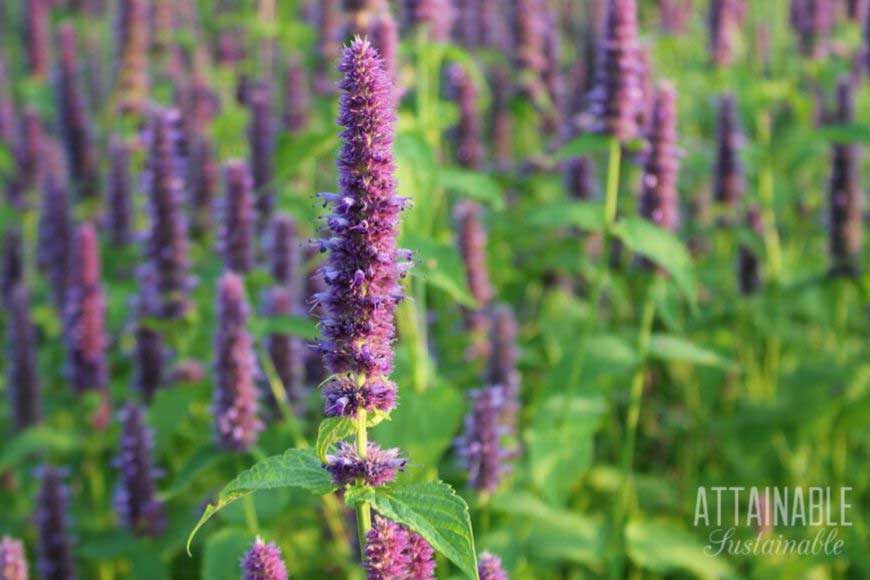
[201, 528, 254, 580]
[0, 426, 80, 471]
[250, 314, 319, 340]
[648, 334, 732, 368]
[315, 417, 356, 462]
[186, 449, 334, 553]
[348, 481, 479, 579]
[439, 168, 505, 210]
[626, 520, 734, 580]
[529, 201, 606, 232]
[554, 133, 611, 160]
[405, 235, 476, 307]
[525, 396, 607, 503]
[817, 123, 870, 145]
[375, 384, 465, 472]
[612, 217, 696, 304]
[274, 130, 338, 178]
[491, 492, 605, 567]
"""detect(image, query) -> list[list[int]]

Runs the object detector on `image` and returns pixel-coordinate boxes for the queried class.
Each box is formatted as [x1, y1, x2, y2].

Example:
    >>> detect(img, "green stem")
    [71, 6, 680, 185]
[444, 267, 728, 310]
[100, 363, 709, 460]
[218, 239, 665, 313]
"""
[604, 137, 622, 230]
[354, 410, 372, 555]
[243, 494, 259, 533]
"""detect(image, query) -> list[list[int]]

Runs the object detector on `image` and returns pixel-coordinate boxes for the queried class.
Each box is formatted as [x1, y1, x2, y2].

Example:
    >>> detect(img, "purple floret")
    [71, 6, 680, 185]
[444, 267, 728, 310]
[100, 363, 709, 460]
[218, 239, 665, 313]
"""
[324, 441, 407, 487]
[241, 537, 288, 580]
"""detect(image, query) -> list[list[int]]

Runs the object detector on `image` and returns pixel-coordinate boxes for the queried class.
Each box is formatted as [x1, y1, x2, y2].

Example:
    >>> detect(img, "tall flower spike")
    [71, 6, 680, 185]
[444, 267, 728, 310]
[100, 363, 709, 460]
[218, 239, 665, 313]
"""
[10, 108, 44, 205]
[113, 404, 166, 537]
[220, 160, 256, 273]
[318, 38, 409, 418]
[134, 316, 165, 404]
[0, 535, 28, 580]
[25, 0, 50, 79]
[566, 156, 596, 201]
[106, 137, 134, 247]
[585, 0, 642, 141]
[480, 0, 509, 51]
[456, 385, 518, 492]
[657, 0, 692, 35]
[455, 201, 493, 360]
[708, 0, 738, 67]
[449, 64, 485, 170]
[489, 304, 520, 399]
[790, 0, 834, 59]
[269, 213, 302, 295]
[189, 136, 220, 238]
[738, 205, 763, 295]
[713, 93, 744, 217]
[6, 284, 42, 432]
[325, 441, 407, 487]
[35, 467, 76, 580]
[55, 23, 99, 199]
[242, 537, 288, 580]
[404, 0, 454, 42]
[1, 228, 24, 308]
[140, 108, 192, 319]
[283, 59, 311, 134]
[115, 0, 150, 114]
[639, 82, 680, 233]
[828, 77, 863, 277]
[364, 516, 411, 580]
[455, 0, 482, 48]
[315, 0, 343, 94]
[64, 222, 107, 394]
[478, 551, 509, 580]
[261, 286, 306, 411]
[0, 53, 17, 148]
[247, 82, 276, 229]
[213, 272, 262, 451]
[489, 65, 513, 172]
[513, 0, 547, 101]
[37, 145, 73, 310]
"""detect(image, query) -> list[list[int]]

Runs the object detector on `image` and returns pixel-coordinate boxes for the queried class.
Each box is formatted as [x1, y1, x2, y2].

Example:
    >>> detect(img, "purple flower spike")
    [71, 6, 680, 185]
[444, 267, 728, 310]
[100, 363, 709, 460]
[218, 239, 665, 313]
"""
[454, 0, 482, 48]
[134, 294, 166, 404]
[37, 146, 73, 310]
[0, 54, 17, 147]
[480, 0, 509, 52]
[189, 136, 220, 238]
[456, 385, 518, 493]
[9, 108, 44, 204]
[283, 59, 311, 134]
[64, 223, 107, 394]
[406, 531, 436, 579]
[1, 228, 24, 307]
[478, 551, 509, 580]
[242, 537, 288, 580]
[6, 284, 42, 432]
[585, 0, 642, 141]
[318, 38, 409, 418]
[713, 93, 744, 216]
[324, 441, 407, 487]
[489, 65, 513, 172]
[513, 0, 547, 100]
[0, 535, 28, 580]
[114, 404, 166, 537]
[36, 467, 76, 580]
[140, 108, 192, 319]
[708, 0, 739, 66]
[315, 0, 343, 94]
[115, 0, 150, 114]
[828, 77, 863, 277]
[220, 160, 256, 274]
[639, 82, 680, 233]
[455, 201, 493, 360]
[738, 205, 763, 295]
[268, 213, 301, 295]
[657, 0, 692, 35]
[790, 0, 834, 59]
[369, 10, 400, 98]
[489, 305, 520, 400]
[449, 64, 485, 171]
[261, 287, 306, 410]
[213, 272, 262, 452]
[55, 23, 99, 199]
[106, 137, 134, 247]
[404, 0, 454, 42]
[365, 516, 412, 580]
[25, 0, 50, 79]
[566, 156, 596, 201]
[247, 82, 276, 229]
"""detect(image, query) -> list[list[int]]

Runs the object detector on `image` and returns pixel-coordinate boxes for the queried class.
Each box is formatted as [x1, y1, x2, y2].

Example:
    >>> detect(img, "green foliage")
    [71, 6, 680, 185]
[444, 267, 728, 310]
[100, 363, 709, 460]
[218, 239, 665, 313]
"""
[346, 481, 480, 579]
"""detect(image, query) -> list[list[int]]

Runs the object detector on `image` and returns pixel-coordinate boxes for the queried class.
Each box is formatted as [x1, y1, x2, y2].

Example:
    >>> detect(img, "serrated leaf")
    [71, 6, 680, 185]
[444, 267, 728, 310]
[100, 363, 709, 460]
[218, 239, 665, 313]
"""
[315, 417, 356, 462]
[626, 520, 734, 580]
[439, 168, 505, 210]
[186, 449, 334, 552]
[0, 426, 80, 471]
[529, 201, 606, 232]
[348, 481, 480, 579]
[554, 133, 611, 160]
[250, 314, 319, 340]
[648, 334, 732, 368]
[612, 217, 696, 304]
